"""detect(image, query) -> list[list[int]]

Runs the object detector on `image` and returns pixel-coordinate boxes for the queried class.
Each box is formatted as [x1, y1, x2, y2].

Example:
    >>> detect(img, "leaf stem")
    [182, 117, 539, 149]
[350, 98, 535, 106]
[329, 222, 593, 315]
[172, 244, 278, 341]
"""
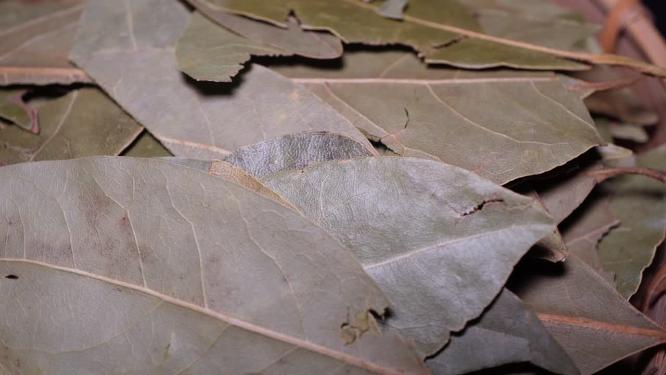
[589, 167, 666, 183]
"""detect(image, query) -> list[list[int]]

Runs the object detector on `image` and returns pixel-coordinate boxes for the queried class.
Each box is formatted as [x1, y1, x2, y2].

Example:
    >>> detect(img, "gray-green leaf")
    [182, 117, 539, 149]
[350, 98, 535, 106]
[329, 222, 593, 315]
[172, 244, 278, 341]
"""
[223, 131, 373, 180]
[598, 145, 666, 298]
[263, 157, 555, 356]
[0, 0, 90, 84]
[0, 157, 427, 374]
[428, 288, 578, 375]
[0, 88, 142, 165]
[70, 0, 374, 159]
[274, 50, 602, 184]
[513, 255, 666, 374]
[196, 0, 587, 71]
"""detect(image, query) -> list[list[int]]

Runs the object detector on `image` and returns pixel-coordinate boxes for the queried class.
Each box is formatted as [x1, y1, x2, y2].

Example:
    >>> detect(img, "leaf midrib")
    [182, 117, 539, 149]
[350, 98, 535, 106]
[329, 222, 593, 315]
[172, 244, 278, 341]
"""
[292, 76, 557, 85]
[537, 312, 666, 340]
[0, 258, 405, 375]
[337, 0, 666, 77]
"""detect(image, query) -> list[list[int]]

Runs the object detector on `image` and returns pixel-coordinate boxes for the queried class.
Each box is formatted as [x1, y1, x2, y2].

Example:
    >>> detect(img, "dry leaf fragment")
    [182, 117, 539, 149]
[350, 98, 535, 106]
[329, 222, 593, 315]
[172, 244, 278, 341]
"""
[70, 0, 374, 160]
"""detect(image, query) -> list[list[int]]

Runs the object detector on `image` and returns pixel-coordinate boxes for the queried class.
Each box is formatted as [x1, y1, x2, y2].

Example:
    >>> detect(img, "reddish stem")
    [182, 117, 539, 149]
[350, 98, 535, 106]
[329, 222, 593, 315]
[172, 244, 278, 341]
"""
[589, 167, 666, 183]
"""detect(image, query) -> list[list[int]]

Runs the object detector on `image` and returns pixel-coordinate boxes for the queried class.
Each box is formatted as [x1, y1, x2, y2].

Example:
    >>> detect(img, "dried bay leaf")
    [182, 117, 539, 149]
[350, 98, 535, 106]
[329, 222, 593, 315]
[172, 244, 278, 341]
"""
[271, 49, 552, 81]
[0, 0, 90, 85]
[598, 145, 666, 298]
[528, 158, 600, 224]
[194, 0, 580, 71]
[560, 192, 618, 280]
[520, 160, 599, 263]
[159, 158, 296, 209]
[263, 157, 555, 356]
[428, 289, 578, 375]
[457, 0, 597, 51]
[575, 68, 658, 126]
[223, 131, 373, 180]
[190, 0, 342, 58]
[309, 78, 601, 185]
[273, 51, 602, 184]
[459, 0, 582, 20]
[0, 88, 142, 165]
[512, 255, 666, 374]
[71, 0, 374, 160]
[0, 157, 427, 374]
[177, 12, 312, 82]
[196, 0, 666, 74]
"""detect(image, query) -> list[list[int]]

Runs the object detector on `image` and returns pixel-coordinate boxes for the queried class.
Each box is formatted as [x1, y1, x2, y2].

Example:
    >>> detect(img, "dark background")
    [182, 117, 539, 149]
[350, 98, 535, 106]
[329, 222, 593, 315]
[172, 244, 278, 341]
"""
[644, 0, 666, 35]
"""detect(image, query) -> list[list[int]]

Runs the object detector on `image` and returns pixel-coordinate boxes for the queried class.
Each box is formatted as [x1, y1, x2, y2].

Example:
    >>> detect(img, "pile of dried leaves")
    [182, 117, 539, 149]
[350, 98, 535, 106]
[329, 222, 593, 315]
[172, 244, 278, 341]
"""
[1, 0, 666, 374]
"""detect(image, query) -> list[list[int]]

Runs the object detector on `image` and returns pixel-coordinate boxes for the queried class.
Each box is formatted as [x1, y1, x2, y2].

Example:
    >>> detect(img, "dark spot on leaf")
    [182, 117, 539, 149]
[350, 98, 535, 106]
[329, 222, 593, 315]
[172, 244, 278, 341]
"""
[460, 198, 505, 217]
[433, 35, 467, 49]
[5, 274, 18, 280]
[403, 108, 409, 129]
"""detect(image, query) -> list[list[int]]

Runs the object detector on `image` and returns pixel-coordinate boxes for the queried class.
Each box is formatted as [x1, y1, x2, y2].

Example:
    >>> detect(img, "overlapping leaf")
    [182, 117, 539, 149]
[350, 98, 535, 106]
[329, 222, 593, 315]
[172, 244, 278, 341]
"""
[428, 288, 578, 375]
[0, 0, 663, 373]
[178, 0, 342, 82]
[223, 131, 373, 180]
[70, 0, 374, 160]
[598, 145, 666, 298]
[176, 12, 282, 82]
[0, 0, 90, 84]
[271, 50, 602, 184]
[176, 12, 341, 82]
[263, 157, 555, 356]
[0, 157, 426, 374]
[0, 88, 142, 165]
[457, 0, 598, 50]
[561, 192, 618, 281]
[513, 255, 666, 374]
[575, 68, 658, 126]
[194, 0, 666, 74]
